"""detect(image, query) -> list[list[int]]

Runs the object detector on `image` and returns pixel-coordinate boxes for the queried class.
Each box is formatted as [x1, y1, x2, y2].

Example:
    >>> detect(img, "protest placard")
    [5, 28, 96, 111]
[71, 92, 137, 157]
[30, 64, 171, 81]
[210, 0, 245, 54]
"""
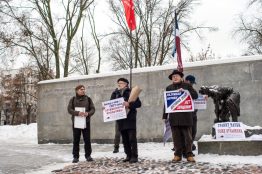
[102, 97, 127, 122]
[74, 107, 86, 129]
[214, 122, 245, 140]
[194, 95, 207, 110]
[164, 90, 194, 113]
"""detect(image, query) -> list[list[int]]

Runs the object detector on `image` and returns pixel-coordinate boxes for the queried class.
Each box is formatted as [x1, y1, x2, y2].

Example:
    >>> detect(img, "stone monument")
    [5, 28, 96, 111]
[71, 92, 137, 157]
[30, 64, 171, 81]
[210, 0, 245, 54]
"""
[198, 85, 262, 156]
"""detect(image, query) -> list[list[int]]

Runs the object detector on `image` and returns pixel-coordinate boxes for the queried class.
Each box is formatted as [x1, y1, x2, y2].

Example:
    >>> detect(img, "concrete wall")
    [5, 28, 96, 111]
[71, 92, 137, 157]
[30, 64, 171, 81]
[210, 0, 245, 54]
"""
[37, 56, 262, 144]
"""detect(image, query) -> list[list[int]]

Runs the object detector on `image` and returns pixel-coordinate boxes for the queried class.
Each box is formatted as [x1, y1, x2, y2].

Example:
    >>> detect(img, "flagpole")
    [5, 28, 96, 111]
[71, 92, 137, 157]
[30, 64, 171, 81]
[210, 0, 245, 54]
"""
[122, 0, 136, 88]
[129, 30, 133, 89]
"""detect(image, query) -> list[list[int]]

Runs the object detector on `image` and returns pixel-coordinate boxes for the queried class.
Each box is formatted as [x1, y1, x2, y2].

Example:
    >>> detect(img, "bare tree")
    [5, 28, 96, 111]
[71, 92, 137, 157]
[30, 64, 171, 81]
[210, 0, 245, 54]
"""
[188, 44, 218, 62]
[106, 0, 215, 70]
[69, 23, 95, 75]
[234, 0, 262, 55]
[0, 0, 94, 78]
[87, 4, 103, 73]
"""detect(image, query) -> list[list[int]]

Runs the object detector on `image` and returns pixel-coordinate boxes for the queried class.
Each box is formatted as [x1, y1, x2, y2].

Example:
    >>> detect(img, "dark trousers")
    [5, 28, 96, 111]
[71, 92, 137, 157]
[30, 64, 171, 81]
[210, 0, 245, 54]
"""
[121, 129, 138, 158]
[114, 123, 121, 148]
[72, 122, 92, 159]
[192, 116, 197, 141]
[171, 126, 193, 157]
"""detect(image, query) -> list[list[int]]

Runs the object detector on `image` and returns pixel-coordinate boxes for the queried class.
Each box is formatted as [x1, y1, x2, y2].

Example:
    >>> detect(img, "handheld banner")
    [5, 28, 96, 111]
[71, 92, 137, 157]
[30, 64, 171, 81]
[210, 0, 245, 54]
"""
[194, 95, 207, 110]
[164, 90, 194, 113]
[102, 97, 127, 122]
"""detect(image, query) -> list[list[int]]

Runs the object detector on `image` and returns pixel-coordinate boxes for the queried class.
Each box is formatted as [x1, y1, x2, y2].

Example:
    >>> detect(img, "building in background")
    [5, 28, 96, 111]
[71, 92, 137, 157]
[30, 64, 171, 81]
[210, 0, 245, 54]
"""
[0, 67, 38, 125]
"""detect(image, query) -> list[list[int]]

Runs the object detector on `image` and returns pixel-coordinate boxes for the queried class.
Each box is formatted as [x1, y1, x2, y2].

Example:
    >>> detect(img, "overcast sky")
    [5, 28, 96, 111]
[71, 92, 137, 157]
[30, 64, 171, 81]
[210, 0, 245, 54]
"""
[11, 0, 255, 70]
[188, 0, 249, 58]
[95, 0, 250, 60]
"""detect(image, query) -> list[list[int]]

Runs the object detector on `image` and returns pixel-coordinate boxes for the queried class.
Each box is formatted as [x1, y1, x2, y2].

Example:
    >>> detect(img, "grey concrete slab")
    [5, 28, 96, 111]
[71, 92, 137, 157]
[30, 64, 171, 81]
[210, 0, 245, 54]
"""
[37, 56, 262, 143]
[198, 140, 262, 156]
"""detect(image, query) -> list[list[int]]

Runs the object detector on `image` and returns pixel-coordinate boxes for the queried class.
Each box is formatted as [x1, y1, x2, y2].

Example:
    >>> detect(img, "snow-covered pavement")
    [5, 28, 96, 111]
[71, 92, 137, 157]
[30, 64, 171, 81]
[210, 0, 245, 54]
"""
[0, 124, 262, 174]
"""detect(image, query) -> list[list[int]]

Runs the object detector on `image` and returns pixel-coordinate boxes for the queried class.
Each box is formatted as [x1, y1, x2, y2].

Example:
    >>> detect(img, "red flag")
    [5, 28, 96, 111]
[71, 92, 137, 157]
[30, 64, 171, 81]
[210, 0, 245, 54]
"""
[122, 0, 136, 31]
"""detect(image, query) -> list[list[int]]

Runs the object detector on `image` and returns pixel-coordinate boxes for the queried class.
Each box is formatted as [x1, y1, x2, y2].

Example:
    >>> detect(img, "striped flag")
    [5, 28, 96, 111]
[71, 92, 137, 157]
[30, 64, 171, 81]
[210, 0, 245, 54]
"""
[163, 117, 172, 145]
[122, 0, 136, 31]
[171, 10, 183, 72]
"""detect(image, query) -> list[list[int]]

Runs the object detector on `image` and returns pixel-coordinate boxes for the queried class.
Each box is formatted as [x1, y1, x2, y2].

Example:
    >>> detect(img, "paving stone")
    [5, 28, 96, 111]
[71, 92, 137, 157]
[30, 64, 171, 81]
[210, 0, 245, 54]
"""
[52, 157, 262, 174]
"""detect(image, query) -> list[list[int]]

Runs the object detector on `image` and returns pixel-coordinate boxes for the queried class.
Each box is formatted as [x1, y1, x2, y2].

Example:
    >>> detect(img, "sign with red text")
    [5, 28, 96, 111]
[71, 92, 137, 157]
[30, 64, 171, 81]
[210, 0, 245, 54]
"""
[102, 97, 127, 122]
[214, 122, 245, 140]
[164, 90, 194, 113]
[194, 95, 207, 110]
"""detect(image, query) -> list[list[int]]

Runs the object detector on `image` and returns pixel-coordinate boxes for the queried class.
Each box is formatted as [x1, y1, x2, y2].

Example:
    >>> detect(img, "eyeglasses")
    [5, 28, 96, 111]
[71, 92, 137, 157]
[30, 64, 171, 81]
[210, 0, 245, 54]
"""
[79, 88, 85, 91]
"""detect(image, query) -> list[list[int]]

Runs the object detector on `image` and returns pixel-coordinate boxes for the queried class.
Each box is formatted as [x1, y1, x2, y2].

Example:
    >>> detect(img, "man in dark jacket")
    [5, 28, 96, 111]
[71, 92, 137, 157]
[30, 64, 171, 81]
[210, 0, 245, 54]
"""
[163, 70, 198, 163]
[185, 75, 198, 151]
[67, 84, 95, 163]
[110, 78, 142, 163]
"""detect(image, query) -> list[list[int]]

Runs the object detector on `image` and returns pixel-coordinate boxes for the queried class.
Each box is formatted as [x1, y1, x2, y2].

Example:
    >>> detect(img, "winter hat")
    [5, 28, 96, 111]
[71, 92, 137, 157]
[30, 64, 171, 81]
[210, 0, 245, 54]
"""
[117, 78, 129, 85]
[168, 69, 184, 80]
[185, 75, 196, 84]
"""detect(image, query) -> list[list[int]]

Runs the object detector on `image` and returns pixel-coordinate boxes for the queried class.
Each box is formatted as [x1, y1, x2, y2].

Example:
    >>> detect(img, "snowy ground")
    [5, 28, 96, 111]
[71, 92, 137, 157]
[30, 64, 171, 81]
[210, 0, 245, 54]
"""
[0, 123, 262, 174]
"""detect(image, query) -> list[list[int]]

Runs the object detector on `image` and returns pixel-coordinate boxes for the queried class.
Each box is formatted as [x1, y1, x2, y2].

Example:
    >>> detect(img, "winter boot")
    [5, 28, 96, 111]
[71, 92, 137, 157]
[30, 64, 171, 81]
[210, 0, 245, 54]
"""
[129, 157, 138, 163]
[192, 143, 196, 151]
[113, 146, 119, 153]
[123, 156, 131, 162]
[187, 156, 196, 163]
[86, 156, 94, 162]
[172, 156, 182, 162]
[72, 158, 79, 163]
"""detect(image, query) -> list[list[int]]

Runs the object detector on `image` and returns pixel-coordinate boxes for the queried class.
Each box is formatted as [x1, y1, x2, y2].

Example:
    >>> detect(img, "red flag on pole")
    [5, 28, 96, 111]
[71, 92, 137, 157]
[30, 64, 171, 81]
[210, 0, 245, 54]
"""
[122, 0, 136, 31]
[171, 10, 183, 72]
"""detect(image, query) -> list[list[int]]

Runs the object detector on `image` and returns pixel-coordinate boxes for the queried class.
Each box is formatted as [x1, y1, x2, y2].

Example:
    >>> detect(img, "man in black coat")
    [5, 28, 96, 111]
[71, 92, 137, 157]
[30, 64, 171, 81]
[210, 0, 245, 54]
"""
[185, 75, 198, 151]
[110, 78, 141, 163]
[67, 85, 96, 163]
[163, 70, 198, 163]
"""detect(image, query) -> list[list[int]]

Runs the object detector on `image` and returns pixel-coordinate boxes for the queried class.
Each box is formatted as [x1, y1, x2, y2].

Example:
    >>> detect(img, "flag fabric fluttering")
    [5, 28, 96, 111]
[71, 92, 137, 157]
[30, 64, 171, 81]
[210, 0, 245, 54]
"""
[171, 10, 183, 72]
[122, 0, 136, 31]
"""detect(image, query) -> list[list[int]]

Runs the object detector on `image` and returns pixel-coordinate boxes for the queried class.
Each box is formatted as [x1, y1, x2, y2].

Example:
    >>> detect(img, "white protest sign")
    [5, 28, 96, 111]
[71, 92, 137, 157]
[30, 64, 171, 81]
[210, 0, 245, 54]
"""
[74, 107, 86, 129]
[214, 122, 245, 140]
[164, 90, 194, 113]
[194, 95, 207, 110]
[102, 97, 127, 122]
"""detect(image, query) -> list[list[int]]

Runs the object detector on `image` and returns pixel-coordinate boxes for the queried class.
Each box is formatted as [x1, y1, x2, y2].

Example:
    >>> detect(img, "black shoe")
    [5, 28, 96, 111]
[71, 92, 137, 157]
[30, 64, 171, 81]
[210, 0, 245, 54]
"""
[72, 158, 79, 163]
[113, 148, 119, 153]
[86, 156, 94, 162]
[171, 147, 175, 151]
[123, 157, 130, 162]
[129, 157, 138, 163]
[192, 144, 196, 151]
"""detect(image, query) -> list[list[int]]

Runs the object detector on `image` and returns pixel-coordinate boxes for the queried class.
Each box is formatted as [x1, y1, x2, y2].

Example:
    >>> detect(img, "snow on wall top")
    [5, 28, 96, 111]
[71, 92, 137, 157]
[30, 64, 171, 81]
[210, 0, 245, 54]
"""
[38, 55, 262, 84]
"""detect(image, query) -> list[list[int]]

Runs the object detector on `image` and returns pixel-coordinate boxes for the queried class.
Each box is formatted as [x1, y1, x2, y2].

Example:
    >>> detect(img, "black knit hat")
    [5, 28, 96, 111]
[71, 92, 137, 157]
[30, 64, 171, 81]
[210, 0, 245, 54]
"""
[185, 75, 196, 84]
[168, 69, 184, 80]
[117, 78, 129, 84]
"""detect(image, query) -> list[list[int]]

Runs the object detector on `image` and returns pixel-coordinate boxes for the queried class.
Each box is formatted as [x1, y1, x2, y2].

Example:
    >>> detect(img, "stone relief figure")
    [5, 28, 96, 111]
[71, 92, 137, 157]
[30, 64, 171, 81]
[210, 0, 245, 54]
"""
[199, 85, 240, 123]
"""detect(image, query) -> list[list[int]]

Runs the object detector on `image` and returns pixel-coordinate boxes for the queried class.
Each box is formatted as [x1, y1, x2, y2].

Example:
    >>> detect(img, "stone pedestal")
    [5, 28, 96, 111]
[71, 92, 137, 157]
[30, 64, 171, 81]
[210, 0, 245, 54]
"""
[198, 135, 262, 156]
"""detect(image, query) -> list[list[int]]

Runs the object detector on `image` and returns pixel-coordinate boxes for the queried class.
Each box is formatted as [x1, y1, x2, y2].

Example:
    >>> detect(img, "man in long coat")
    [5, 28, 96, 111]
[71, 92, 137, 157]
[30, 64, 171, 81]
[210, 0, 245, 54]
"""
[163, 70, 198, 162]
[110, 78, 141, 163]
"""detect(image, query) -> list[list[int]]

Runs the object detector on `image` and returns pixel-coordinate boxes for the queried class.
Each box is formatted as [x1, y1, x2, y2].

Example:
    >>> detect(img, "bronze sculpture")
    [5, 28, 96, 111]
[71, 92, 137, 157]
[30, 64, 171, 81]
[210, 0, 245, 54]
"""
[199, 85, 240, 123]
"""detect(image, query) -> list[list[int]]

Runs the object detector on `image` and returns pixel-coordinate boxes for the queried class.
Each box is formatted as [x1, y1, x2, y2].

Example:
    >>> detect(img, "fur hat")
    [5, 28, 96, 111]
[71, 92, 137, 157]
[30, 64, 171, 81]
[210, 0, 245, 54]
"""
[168, 69, 184, 80]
